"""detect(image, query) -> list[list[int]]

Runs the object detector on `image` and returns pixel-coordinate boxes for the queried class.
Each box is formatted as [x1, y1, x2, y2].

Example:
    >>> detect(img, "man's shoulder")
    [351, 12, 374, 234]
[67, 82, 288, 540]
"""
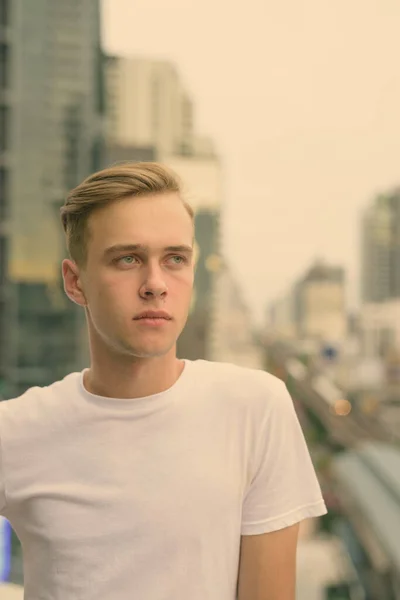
[190, 359, 286, 398]
[0, 372, 82, 422]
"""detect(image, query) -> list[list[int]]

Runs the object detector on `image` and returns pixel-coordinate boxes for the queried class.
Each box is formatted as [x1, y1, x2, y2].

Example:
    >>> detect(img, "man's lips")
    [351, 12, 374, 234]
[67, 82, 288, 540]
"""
[133, 311, 172, 320]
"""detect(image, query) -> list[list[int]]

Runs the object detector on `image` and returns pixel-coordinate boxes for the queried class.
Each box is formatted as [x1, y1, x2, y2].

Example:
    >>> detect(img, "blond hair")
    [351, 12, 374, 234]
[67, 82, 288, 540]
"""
[60, 162, 194, 266]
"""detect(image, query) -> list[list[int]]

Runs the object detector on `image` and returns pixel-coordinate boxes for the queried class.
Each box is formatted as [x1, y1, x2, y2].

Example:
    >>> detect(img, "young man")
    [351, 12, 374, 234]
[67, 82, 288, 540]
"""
[0, 162, 327, 599]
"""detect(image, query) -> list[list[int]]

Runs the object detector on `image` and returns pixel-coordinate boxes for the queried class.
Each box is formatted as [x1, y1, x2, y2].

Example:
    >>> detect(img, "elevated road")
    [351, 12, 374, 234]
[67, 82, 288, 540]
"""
[265, 342, 400, 449]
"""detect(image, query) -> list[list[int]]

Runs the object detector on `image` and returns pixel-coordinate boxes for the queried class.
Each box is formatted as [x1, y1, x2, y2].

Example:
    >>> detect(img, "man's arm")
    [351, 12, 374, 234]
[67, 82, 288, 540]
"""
[237, 522, 300, 600]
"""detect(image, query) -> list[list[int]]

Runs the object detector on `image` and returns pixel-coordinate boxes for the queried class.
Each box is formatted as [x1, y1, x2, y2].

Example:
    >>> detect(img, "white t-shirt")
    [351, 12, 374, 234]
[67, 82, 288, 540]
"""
[0, 359, 327, 600]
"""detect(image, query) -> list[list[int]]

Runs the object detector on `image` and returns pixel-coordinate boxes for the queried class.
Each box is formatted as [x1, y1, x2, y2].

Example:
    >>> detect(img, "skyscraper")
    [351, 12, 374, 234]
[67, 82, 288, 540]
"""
[9, 0, 105, 281]
[361, 190, 400, 303]
[0, 0, 11, 396]
[292, 261, 347, 344]
[1, 0, 106, 396]
[105, 55, 194, 162]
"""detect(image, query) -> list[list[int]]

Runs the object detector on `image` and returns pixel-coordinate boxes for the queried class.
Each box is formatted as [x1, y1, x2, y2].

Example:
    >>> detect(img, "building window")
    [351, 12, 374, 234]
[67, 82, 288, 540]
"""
[0, 43, 8, 90]
[0, 105, 7, 152]
[0, 0, 9, 27]
[0, 234, 7, 286]
[0, 166, 8, 219]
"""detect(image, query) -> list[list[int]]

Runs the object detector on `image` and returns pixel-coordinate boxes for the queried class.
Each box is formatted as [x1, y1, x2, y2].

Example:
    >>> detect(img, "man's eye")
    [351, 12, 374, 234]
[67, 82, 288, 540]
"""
[169, 256, 186, 265]
[117, 256, 138, 265]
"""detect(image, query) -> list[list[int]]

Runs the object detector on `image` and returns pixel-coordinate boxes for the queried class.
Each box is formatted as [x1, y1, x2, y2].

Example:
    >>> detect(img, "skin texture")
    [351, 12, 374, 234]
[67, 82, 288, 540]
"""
[62, 192, 195, 399]
[237, 523, 300, 600]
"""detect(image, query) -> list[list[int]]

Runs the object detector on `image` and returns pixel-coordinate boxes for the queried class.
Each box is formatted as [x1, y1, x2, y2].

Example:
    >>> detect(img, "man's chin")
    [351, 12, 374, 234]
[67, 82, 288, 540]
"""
[120, 341, 175, 360]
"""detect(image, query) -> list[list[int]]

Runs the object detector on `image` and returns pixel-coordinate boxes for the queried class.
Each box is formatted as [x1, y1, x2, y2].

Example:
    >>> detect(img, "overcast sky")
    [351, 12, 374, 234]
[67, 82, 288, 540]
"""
[102, 0, 400, 323]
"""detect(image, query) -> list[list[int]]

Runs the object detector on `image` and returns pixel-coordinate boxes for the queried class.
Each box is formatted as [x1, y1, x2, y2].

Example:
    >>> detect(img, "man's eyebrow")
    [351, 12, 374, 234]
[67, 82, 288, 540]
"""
[103, 244, 193, 257]
[165, 245, 193, 254]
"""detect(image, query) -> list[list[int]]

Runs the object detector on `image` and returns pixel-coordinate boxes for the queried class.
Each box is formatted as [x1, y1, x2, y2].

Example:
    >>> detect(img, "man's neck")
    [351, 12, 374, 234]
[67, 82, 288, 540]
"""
[84, 352, 185, 400]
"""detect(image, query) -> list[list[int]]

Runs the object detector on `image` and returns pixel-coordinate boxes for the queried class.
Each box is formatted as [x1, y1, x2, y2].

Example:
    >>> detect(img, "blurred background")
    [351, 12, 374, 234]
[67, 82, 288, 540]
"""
[1, 0, 400, 598]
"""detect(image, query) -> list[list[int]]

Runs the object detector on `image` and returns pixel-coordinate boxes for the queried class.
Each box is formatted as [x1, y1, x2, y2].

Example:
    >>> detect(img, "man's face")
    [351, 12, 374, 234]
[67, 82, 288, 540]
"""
[64, 192, 195, 359]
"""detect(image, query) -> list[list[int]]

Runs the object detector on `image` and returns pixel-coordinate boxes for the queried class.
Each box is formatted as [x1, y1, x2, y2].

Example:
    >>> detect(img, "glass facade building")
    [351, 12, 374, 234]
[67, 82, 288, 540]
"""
[0, 0, 106, 397]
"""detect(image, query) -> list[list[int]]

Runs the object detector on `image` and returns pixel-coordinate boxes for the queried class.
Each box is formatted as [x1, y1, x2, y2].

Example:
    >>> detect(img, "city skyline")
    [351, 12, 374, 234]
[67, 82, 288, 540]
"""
[102, 0, 400, 323]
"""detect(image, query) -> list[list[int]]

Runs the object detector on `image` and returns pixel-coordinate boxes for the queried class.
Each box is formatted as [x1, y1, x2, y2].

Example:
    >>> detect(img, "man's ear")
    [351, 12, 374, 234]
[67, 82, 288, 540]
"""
[61, 259, 87, 307]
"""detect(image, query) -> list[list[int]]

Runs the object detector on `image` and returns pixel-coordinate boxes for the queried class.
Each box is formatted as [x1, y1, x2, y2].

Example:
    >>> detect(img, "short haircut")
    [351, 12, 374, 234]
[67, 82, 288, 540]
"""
[60, 162, 194, 266]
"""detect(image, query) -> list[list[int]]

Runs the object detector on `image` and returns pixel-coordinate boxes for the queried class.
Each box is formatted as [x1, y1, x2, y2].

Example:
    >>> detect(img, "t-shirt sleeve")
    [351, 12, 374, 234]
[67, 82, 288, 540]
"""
[241, 377, 327, 535]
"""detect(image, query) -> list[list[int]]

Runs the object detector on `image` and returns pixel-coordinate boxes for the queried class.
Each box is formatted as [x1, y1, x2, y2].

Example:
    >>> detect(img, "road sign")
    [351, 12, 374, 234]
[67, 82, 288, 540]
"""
[322, 345, 338, 361]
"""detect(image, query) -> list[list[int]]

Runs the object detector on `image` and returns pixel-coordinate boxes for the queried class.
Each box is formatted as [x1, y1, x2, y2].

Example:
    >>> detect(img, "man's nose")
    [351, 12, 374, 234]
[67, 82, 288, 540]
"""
[139, 265, 168, 299]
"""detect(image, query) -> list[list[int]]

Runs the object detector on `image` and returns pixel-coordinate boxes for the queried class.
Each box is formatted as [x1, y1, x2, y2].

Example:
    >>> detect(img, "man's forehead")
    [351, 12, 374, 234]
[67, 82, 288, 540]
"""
[86, 197, 194, 255]
[88, 198, 193, 232]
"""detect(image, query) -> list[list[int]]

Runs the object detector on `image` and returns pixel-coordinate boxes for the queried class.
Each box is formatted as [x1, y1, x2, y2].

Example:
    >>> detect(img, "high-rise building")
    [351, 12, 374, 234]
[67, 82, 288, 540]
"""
[359, 300, 400, 360]
[105, 56, 194, 162]
[209, 260, 264, 369]
[293, 260, 347, 344]
[361, 190, 400, 303]
[9, 0, 105, 281]
[267, 294, 297, 342]
[0, 0, 12, 396]
[1, 0, 106, 396]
